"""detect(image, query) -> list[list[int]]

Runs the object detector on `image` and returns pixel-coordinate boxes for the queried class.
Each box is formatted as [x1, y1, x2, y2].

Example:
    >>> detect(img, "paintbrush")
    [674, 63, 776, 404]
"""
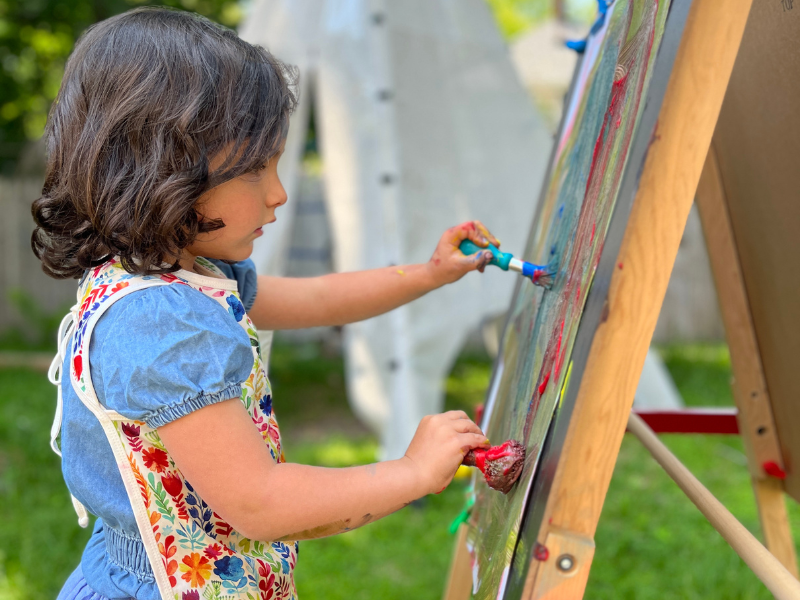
[459, 240, 555, 288]
[462, 440, 526, 494]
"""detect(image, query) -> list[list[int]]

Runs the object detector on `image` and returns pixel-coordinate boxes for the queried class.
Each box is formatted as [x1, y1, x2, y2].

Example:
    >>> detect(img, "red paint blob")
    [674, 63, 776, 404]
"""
[538, 372, 550, 396]
[533, 542, 549, 562]
[434, 258, 441, 266]
[763, 461, 787, 479]
[618, 262, 624, 269]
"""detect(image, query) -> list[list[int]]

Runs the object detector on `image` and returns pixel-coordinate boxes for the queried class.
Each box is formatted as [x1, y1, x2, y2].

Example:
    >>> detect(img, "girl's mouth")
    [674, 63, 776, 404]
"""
[254, 227, 263, 236]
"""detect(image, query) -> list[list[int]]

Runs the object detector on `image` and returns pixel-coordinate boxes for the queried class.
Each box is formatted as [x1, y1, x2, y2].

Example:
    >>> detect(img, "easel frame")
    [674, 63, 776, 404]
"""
[444, 0, 800, 597]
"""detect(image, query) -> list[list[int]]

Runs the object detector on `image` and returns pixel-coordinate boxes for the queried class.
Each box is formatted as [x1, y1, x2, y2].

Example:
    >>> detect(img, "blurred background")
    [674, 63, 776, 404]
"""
[0, 0, 793, 598]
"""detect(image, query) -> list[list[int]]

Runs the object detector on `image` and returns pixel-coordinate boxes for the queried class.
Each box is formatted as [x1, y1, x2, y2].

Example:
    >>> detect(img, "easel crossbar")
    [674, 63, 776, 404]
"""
[626, 412, 800, 599]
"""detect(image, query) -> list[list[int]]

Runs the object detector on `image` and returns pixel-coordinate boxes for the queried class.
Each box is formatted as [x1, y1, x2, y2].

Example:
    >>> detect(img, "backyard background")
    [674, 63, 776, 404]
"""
[0, 1, 797, 599]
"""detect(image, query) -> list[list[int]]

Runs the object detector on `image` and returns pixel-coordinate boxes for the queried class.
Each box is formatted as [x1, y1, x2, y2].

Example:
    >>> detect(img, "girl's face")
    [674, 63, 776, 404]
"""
[182, 146, 287, 270]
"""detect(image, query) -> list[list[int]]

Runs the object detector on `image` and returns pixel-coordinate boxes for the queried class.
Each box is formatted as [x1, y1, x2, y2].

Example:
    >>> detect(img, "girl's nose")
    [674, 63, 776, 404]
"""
[269, 179, 288, 208]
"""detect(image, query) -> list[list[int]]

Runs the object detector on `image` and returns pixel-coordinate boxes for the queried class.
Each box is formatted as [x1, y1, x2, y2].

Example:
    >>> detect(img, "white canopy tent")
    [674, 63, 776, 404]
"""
[240, 0, 552, 459]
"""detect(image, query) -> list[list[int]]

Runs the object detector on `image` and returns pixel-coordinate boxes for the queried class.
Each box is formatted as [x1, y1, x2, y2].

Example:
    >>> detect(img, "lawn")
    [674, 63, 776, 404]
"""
[0, 343, 797, 599]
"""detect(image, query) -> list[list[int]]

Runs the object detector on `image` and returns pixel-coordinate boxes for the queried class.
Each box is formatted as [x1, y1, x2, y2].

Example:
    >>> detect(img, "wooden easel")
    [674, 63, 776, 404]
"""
[444, 0, 800, 598]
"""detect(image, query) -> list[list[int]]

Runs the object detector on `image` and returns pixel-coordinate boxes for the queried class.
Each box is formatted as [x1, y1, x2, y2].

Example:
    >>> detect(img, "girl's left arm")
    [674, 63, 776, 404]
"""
[247, 221, 499, 330]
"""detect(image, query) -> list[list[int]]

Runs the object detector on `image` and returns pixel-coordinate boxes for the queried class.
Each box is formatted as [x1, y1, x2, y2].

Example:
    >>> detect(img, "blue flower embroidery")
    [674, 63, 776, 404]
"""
[226, 296, 245, 322]
[214, 555, 245, 582]
[259, 394, 272, 416]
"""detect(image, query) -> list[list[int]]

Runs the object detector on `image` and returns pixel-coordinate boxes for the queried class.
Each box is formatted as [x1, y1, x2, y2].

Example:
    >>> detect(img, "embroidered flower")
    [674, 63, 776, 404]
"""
[181, 591, 200, 600]
[142, 447, 169, 472]
[213, 555, 245, 582]
[204, 543, 224, 560]
[226, 296, 245, 322]
[121, 423, 140, 438]
[258, 394, 272, 415]
[73, 355, 83, 380]
[179, 553, 212, 588]
[161, 472, 183, 497]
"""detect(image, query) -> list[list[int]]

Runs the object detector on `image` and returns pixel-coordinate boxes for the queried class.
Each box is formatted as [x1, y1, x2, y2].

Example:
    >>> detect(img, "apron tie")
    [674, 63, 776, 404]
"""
[48, 304, 90, 528]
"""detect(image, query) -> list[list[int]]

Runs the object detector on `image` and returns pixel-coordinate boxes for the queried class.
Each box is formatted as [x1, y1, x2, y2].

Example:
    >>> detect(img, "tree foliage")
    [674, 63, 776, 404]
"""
[0, 0, 242, 172]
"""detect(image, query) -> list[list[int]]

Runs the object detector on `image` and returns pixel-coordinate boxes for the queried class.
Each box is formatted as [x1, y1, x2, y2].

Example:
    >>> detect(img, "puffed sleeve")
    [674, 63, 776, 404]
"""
[205, 258, 258, 312]
[88, 284, 254, 428]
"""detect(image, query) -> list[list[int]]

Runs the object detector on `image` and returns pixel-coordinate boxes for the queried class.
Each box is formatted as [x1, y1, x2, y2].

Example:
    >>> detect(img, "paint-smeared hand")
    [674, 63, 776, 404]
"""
[426, 221, 500, 286]
[402, 410, 489, 496]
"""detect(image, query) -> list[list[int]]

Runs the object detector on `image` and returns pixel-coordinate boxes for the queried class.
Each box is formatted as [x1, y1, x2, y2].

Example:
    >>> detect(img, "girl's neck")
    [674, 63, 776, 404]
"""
[178, 251, 200, 273]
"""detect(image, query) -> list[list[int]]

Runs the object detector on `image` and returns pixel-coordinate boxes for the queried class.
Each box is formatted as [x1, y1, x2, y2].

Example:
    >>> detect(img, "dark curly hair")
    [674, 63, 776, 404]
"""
[32, 7, 298, 279]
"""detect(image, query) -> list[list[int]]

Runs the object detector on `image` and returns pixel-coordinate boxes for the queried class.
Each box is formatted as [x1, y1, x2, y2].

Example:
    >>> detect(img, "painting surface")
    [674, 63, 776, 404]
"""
[466, 1, 671, 597]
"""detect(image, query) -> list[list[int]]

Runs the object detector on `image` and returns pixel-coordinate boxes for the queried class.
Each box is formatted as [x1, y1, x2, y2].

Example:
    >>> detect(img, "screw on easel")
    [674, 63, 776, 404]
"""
[556, 554, 575, 572]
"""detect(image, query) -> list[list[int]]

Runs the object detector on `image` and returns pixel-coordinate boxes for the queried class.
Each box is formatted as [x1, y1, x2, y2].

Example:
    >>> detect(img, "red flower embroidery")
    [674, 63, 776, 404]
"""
[142, 447, 169, 472]
[121, 422, 142, 452]
[204, 544, 223, 560]
[258, 560, 276, 600]
[161, 473, 189, 520]
[161, 472, 183, 497]
[121, 423, 140, 438]
[159, 535, 178, 586]
[73, 355, 83, 380]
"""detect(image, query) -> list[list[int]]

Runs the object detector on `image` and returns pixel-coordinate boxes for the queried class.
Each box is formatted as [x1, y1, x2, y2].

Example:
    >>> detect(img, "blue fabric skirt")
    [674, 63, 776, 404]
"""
[57, 565, 115, 600]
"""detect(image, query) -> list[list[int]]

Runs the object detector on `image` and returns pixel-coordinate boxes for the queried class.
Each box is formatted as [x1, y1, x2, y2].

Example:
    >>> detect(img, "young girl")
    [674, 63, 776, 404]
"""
[35, 8, 499, 600]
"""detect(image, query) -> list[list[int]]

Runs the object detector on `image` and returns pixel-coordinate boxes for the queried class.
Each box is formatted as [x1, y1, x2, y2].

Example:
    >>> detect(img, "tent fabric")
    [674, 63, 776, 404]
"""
[241, 0, 552, 459]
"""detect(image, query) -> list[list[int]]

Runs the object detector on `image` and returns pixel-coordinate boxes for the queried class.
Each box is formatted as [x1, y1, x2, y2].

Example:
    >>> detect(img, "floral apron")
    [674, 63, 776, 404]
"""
[49, 257, 298, 600]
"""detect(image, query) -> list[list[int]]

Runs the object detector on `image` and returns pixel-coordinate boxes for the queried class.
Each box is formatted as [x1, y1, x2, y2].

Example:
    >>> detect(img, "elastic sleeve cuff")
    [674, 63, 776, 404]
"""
[145, 383, 243, 429]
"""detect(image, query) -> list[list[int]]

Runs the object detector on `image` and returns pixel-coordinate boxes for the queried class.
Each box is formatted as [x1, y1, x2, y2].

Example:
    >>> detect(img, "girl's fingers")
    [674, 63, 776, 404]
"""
[473, 220, 500, 247]
[451, 221, 489, 248]
[459, 432, 491, 452]
[445, 410, 470, 421]
[453, 419, 485, 436]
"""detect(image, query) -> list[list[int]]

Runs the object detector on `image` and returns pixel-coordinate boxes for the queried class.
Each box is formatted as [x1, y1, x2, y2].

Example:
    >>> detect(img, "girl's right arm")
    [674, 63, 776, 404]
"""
[157, 398, 488, 541]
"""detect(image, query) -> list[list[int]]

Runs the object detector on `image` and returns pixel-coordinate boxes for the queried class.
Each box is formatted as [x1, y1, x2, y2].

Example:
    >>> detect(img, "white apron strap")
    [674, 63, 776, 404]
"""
[68, 280, 174, 598]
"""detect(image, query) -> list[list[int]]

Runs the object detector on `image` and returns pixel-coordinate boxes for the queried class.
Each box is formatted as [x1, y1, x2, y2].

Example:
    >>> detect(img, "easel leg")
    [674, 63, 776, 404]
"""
[443, 523, 472, 600]
[752, 478, 798, 578]
[696, 146, 797, 576]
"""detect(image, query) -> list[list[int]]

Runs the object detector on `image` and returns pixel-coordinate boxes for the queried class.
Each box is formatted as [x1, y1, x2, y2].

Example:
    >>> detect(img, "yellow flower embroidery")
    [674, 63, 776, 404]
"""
[179, 552, 212, 588]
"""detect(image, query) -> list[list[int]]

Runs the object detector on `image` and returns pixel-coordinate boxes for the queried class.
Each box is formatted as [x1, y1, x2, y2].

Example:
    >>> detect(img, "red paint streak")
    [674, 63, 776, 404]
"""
[591, 222, 596, 243]
[538, 372, 550, 396]
[554, 320, 565, 378]
[462, 222, 476, 232]
[763, 461, 787, 479]
[533, 543, 549, 562]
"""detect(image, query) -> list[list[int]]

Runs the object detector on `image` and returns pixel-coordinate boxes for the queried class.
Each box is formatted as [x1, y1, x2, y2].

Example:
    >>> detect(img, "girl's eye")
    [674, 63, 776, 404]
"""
[242, 164, 268, 182]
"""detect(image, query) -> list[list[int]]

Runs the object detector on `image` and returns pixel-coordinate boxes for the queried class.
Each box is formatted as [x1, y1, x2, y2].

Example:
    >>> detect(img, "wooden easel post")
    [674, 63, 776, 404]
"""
[517, 0, 755, 596]
[695, 146, 798, 577]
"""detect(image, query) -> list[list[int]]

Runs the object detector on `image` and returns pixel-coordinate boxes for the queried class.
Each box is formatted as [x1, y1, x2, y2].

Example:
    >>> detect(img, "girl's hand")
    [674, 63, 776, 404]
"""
[403, 411, 489, 495]
[426, 221, 501, 287]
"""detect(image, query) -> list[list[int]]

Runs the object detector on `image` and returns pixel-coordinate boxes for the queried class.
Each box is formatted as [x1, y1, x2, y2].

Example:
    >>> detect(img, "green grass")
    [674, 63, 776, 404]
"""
[0, 343, 797, 599]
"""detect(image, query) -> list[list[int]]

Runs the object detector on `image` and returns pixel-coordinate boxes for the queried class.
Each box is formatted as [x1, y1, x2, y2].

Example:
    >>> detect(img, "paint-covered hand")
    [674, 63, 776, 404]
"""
[426, 221, 500, 286]
[403, 410, 489, 496]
